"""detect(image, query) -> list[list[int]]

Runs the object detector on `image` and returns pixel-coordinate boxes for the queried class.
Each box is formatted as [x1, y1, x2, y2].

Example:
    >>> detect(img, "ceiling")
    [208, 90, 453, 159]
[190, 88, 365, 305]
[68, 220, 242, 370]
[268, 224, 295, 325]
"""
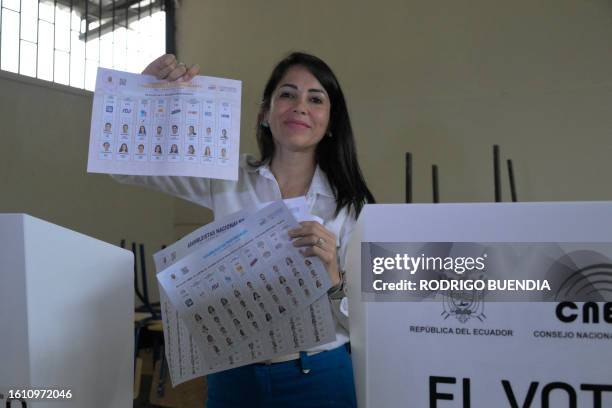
[48, 0, 165, 40]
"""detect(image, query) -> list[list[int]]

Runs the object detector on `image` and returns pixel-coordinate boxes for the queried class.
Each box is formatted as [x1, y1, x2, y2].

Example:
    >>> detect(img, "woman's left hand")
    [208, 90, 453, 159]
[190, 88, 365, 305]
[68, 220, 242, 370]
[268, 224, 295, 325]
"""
[288, 221, 340, 286]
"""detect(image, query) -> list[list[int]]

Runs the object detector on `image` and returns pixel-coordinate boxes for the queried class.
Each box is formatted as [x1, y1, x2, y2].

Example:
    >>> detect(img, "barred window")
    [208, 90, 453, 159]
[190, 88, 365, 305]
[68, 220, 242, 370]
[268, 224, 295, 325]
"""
[1, 0, 168, 90]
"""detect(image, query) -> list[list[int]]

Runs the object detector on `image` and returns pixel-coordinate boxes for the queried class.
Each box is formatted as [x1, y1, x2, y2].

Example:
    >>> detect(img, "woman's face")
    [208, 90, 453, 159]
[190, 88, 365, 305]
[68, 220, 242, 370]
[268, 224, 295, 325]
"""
[264, 65, 330, 154]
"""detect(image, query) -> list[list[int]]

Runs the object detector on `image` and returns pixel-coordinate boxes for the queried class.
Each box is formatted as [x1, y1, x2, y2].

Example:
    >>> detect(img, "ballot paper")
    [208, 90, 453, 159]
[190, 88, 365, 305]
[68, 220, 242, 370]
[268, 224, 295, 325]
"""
[155, 199, 336, 385]
[87, 67, 241, 180]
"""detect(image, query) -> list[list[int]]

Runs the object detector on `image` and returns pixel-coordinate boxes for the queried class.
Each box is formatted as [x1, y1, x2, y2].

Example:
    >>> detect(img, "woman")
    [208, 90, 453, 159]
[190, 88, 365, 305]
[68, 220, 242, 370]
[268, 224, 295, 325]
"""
[139, 125, 146, 135]
[114, 52, 374, 407]
[118, 143, 128, 153]
[170, 144, 179, 154]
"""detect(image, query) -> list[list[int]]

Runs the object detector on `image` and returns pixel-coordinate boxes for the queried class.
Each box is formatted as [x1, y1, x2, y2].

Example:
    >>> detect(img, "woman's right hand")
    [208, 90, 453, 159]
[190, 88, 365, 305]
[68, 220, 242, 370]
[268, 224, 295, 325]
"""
[142, 54, 200, 82]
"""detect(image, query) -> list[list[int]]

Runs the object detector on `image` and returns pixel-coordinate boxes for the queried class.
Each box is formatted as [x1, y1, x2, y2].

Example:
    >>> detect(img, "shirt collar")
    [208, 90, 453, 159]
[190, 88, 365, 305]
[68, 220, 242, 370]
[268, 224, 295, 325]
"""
[309, 165, 334, 198]
[250, 160, 335, 199]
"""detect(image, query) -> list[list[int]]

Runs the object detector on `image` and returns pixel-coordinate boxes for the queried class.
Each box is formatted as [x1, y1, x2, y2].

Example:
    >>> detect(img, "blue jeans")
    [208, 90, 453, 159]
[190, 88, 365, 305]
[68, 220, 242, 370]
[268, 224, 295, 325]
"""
[206, 344, 357, 408]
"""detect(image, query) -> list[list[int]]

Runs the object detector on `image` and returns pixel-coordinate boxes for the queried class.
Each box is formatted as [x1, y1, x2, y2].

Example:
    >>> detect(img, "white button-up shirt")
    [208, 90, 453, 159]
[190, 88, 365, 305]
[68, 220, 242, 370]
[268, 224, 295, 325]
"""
[113, 154, 353, 351]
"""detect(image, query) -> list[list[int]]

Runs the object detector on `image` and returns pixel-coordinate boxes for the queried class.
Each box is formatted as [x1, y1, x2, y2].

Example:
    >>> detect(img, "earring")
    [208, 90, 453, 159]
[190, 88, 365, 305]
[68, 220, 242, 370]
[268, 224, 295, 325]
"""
[327, 131, 333, 138]
[261, 121, 269, 128]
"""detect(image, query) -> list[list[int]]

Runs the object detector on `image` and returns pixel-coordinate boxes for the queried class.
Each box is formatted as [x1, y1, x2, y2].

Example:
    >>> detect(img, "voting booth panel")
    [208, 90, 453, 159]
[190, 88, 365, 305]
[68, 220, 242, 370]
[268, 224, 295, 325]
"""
[0, 214, 134, 407]
[347, 203, 612, 408]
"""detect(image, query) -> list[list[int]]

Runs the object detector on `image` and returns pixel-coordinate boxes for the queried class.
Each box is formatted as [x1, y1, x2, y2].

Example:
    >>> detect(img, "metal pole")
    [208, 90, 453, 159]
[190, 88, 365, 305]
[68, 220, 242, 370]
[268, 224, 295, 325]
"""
[405, 152, 412, 203]
[507, 159, 517, 202]
[432, 165, 439, 204]
[493, 145, 501, 202]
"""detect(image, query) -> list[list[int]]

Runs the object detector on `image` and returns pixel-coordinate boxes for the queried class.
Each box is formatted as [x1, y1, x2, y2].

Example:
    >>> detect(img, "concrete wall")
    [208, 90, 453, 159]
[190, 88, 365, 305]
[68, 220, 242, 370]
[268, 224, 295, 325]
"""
[175, 0, 612, 204]
[0, 72, 176, 303]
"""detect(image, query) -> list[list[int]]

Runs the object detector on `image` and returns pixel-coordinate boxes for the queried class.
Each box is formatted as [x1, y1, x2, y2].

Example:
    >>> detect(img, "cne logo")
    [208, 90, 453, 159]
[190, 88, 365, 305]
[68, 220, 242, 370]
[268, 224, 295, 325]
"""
[554, 262, 612, 301]
[556, 301, 612, 324]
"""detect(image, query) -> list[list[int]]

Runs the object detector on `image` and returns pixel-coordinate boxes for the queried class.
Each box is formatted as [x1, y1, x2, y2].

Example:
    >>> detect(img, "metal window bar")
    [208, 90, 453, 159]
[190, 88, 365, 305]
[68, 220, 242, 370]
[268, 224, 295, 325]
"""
[32, 1, 39, 77]
[0, 0, 3, 69]
[17, 0, 21, 74]
[82, 0, 87, 84]
[123, 0, 126, 68]
[164, 0, 173, 54]
[68, 0, 72, 85]
[97, 0, 101, 67]
[52, 0, 55, 81]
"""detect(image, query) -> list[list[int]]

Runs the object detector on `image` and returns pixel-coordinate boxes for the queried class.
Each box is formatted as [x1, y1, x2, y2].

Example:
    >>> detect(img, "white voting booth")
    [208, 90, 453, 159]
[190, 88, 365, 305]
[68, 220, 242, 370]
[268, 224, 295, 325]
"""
[347, 202, 612, 408]
[0, 214, 134, 407]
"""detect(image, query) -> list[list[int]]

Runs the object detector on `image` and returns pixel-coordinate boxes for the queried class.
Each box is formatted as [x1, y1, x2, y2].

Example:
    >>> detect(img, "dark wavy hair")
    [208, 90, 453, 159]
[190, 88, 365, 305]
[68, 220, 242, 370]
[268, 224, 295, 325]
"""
[249, 52, 375, 217]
